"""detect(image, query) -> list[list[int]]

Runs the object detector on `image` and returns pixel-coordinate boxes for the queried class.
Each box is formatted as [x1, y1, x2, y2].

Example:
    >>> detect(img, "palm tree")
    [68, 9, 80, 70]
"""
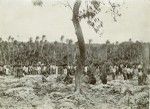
[11, 37, 15, 65]
[34, 36, 40, 62]
[116, 41, 119, 45]
[89, 39, 92, 45]
[7, 36, 13, 64]
[65, 39, 74, 65]
[60, 35, 64, 43]
[60, 35, 65, 59]
[106, 40, 110, 45]
[68, 39, 73, 65]
[105, 40, 110, 60]
[129, 38, 132, 42]
[53, 41, 58, 65]
[40, 35, 46, 58]
[0, 37, 2, 43]
[8, 36, 11, 42]
[0, 37, 2, 63]
[35, 36, 39, 42]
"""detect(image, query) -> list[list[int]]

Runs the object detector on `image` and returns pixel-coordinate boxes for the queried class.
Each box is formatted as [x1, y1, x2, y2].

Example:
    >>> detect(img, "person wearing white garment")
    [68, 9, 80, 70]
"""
[4, 65, 10, 75]
[41, 65, 47, 76]
[23, 66, 29, 75]
[133, 65, 138, 77]
[37, 65, 41, 74]
[55, 65, 58, 77]
[138, 68, 143, 85]
[84, 66, 88, 73]
[64, 67, 67, 75]
[111, 65, 116, 80]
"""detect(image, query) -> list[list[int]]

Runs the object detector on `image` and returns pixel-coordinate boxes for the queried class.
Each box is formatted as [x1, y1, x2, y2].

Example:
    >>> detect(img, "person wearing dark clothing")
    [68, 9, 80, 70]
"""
[100, 64, 107, 84]
[88, 73, 96, 85]
[63, 70, 73, 84]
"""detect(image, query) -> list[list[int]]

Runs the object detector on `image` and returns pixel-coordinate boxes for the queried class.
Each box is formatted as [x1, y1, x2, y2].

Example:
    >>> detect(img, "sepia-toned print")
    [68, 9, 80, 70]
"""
[0, 0, 149, 109]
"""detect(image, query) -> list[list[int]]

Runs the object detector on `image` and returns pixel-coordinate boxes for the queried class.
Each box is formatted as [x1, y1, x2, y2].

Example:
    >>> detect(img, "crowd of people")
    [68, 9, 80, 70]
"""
[0, 60, 148, 85]
[108, 62, 146, 84]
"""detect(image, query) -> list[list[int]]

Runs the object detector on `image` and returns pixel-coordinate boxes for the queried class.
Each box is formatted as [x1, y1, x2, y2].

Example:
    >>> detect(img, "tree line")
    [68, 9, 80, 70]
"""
[0, 36, 149, 66]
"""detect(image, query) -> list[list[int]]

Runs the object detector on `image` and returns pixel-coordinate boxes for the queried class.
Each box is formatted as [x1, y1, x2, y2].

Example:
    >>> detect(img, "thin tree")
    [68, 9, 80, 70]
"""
[140, 44, 149, 85]
[59, 35, 64, 59]
[88, 39, 93, 61]
[40, 35, 46, 58]
[32, 0, 123, 94]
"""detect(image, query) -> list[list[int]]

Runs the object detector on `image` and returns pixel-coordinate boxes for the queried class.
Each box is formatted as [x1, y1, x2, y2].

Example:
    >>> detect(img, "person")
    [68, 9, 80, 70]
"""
[100, 63, 107, 84]
[138, 69, 143, 85]
[0, 65, 5, 75]
[84, 66, 88, 73]
[88, 72, 96, 85]
[4, 65, 11, 76]
[87, 63, 97, 85]
[118, 64, 123, 76]
[15, 65, 24, 78]
[126, 66, 131, 79]
[23, 65, 29, 75]
[130, 66, 134, 79]
[36, 65, 41, 74]
[41, 65, 48, 76]
[138, 66, 147, 85]
[133, 65, 138, 78]
[111, 65, 116, 80]
[115, 65, 119, 77]
[122, 65, 128, 80]
[63, 68, 73, 84]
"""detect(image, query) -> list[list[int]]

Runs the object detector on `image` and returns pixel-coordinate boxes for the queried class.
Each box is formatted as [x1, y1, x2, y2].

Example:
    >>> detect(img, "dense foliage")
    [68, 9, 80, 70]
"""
[0, 36, 149, 66]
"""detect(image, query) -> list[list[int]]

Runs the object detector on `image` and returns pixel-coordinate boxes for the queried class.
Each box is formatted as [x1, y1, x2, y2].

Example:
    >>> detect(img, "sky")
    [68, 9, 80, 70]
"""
[0, 0, 150, 43]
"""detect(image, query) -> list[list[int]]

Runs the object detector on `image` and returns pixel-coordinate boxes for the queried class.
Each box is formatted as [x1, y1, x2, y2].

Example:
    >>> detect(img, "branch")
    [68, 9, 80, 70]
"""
[59, 1, 73, 12]
[67, 1, 73, 11]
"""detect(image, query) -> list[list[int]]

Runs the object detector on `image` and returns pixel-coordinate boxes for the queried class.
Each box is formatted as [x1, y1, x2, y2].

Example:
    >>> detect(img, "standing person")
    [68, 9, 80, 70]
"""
[55, 65, 58, 77]
[0, 65, 4, 75]
[63, 67, 73, 85]
[63, 66, 67, 74]
[137, 63, 147, 85]
[15, 65, 24, 78]
[41, 64, 47, 76]
[133, 64, 138, 78]
[84, 66, 88, 74]
[122, 65, 128, 80]
[36, 65, 41, 75]
[28, 65, 33, 75]
[100, 62, 107, 84]
[126, 65, 131, 79]
[138, 62, 143, 72]
[4, 65, 11, 76]
[111, 65, 116, 80]
[23, 65, 29, 75]
[138, 68, 143, 85]
[118, 63, 123, 76]
[115, 65, 119, 79]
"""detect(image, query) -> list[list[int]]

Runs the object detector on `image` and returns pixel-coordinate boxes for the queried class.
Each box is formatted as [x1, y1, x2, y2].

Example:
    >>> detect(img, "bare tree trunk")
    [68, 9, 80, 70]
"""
[141, 44, 149, 85]
[72, 0, 86, 93]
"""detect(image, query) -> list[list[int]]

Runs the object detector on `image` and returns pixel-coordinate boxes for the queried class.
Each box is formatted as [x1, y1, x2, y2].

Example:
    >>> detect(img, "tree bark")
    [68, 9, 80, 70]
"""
[72, 0, 86, 93]
[141, 44, 149, 85]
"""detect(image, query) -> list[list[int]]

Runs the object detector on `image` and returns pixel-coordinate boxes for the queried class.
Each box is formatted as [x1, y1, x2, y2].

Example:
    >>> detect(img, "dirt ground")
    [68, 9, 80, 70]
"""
[0, 74, 149, 109]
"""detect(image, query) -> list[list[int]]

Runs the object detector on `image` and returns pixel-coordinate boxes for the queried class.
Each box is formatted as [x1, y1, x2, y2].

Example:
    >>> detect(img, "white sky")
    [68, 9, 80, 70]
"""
[0, 0, 150, 43]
